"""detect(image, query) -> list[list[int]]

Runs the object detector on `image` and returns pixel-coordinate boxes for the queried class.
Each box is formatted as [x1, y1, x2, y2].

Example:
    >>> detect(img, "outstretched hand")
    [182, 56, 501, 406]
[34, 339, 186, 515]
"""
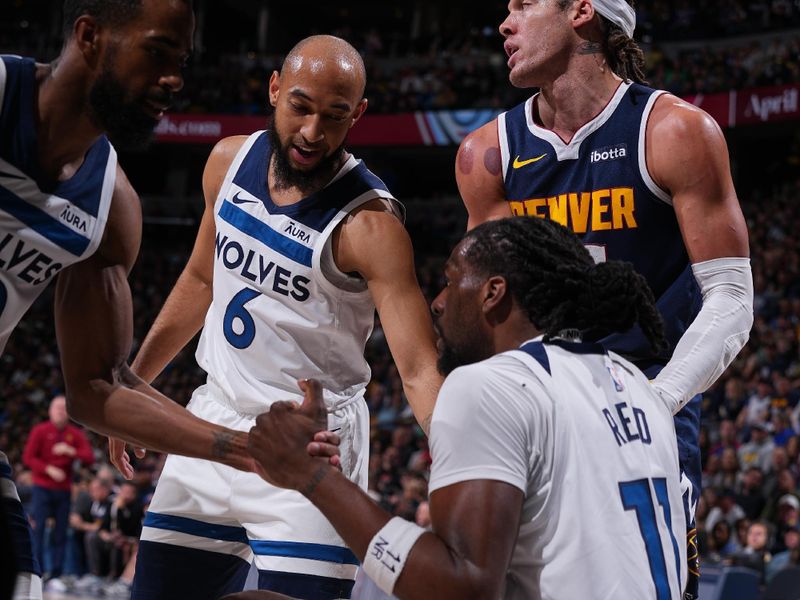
[248, 380, 338, 493]
[108, 437, 146, 480]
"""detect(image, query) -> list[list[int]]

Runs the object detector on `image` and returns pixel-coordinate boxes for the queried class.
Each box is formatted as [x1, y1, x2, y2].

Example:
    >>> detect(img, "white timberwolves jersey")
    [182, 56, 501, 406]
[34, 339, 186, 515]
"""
[0, 56, 116, 354]
[429, 338, 687, 600]
[196, 131, 398, 413]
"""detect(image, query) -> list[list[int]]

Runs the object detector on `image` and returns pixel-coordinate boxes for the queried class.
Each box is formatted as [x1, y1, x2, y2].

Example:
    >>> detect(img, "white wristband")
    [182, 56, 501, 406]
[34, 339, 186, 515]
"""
[362, 517, 426, 595]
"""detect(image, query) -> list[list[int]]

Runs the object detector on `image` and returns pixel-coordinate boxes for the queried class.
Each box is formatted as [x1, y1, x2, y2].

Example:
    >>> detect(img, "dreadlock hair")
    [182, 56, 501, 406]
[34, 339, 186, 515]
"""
[462, 217, 667, 354]
[557, 0, 647, 84]
[62, 0, 144, 38]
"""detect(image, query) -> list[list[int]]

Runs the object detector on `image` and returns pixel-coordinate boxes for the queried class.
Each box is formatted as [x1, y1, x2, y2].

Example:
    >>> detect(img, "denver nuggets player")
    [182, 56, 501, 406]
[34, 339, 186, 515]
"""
[456, 2, 753, 597]
[0, 2, 267, 598]
[128, 36, 441, 599]
[247, 217, 687, 600]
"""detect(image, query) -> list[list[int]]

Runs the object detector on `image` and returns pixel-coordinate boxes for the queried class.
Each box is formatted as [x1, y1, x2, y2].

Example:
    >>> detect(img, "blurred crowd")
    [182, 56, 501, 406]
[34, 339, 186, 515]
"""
[2, 3, 800, 115]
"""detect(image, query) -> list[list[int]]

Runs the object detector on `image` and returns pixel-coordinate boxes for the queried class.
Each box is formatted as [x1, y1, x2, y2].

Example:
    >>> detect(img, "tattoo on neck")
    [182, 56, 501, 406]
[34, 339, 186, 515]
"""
[302, 465, 329, 498]
[212, 431, 235, 459]
[577, 41, 603, 55]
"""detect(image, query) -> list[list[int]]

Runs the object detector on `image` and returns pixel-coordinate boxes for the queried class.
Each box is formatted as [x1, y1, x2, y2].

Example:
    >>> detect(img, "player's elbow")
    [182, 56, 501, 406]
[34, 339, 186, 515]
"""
[64, 390, 94, 428]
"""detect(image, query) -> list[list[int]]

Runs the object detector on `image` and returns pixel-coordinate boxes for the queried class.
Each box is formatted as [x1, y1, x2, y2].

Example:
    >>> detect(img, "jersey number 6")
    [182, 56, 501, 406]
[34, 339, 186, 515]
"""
[223, 287, 261, 349]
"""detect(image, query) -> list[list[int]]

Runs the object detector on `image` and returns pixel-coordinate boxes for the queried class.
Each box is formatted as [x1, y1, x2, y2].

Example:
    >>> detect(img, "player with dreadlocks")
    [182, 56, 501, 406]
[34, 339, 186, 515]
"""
[455, 2, 753, 597]
[242, 216, 687, 600]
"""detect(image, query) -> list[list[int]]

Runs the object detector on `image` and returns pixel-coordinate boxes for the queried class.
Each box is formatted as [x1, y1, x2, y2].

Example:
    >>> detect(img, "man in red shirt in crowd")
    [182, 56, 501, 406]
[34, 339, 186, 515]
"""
[23, 395, 94, 582]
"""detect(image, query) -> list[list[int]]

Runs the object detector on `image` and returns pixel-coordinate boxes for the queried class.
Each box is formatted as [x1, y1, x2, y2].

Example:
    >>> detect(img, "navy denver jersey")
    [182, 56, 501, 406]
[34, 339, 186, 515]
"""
[498, 81, 701, 372]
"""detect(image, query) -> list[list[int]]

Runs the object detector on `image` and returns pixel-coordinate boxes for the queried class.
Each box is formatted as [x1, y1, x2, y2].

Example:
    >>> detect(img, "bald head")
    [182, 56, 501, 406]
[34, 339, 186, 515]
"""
[49, 395, 69, 429]
[282, 35, 366, 101]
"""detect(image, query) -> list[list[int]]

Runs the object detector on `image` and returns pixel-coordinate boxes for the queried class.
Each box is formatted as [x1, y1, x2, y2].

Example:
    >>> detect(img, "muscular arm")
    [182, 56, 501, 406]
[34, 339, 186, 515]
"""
[648, 96, 753, 411]
[455, 121, 511, 230]
[248, 381, 522, 600]
[307, 471, 522, 599]
[131, 136, 246, 382]
[56, 164, 252, 470]
[335, 204, 442, 433]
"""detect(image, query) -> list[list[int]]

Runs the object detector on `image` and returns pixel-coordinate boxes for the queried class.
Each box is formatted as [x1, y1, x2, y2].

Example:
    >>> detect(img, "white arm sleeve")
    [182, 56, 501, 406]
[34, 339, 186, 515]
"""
[429, 361, 541, 494]
[653, 257, 754, 414]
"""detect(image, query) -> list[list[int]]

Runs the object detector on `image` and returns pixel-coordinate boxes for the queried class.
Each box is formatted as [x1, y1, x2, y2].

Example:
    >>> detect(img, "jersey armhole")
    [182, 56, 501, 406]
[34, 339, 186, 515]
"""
[214, 131, 265, 209]
[312, 193, 401, 296]
[497, 112, 510, 182]
[638, 91, 673, 206]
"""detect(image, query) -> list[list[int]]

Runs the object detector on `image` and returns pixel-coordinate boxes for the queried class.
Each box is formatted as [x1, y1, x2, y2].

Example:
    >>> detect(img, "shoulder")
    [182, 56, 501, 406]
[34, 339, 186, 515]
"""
[207, 135, 250, 169]
[95, 165, 141, 270]
[333, 198, 408, 276]
[436, 354, 545, 416]
[202, 135, 250, 198]
[457, 119, 501, 174]
[648, 93, 725, 148]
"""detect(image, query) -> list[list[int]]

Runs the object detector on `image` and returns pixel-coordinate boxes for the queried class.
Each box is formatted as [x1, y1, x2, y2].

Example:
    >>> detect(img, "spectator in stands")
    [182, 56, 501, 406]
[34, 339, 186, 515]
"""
[707, 488, 747, 534]
[22, 395, 94, 584]
[710, 419, 740, 457]
[773, 495, 800, 553]
[738, 422, 776, 472]
[766, 525, 800, 582]
[706, 520, 740, 563]
[69, 477, 112, 580]
[736, 466, 767, 520]
[730, 521, 773, 581]
[85, 482, 143, 583]
[764, 470, 800, 522]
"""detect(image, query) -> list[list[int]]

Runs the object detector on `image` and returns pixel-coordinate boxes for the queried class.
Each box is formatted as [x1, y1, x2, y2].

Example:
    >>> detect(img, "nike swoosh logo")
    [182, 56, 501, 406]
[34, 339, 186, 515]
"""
[512, 154, 547, 169]
[231, 191, 258, 205]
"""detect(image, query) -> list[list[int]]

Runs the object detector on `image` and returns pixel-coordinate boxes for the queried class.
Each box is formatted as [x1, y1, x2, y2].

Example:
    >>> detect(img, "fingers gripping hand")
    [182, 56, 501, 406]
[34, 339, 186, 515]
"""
[248, 379, 335, 489]
[108, 437, 146, 480]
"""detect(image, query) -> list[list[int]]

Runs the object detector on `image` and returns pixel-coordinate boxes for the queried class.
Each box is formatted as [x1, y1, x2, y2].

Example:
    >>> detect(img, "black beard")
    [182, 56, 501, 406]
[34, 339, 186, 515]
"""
[436, 342, 464, 377]
[268, 125, 345, 195]
[88, 59, 162, 151]
[435, 335, 489, 376]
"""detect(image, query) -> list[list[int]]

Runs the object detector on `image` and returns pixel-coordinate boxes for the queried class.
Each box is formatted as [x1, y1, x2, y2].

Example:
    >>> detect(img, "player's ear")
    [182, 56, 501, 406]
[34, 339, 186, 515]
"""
[350, 98, 368, 128]
[73, 15, 103, 67]
[572, 0, 596, 30]
[481, 275, 510, 317]
[268, 71, 280, 108]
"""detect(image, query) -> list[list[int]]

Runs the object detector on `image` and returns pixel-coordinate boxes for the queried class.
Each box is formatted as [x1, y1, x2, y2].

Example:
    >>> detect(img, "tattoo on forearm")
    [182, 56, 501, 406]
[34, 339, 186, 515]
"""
[212, 431, 235, 459]
[483, 147, 501, 176]
[576, 41, 603, 55]
[302, 465, 329, 498]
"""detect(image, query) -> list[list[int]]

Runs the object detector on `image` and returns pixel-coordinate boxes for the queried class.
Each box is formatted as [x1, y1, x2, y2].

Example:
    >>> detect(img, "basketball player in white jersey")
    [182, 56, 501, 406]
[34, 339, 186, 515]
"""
[1, 2, 280, 597]
[248, 216, 688, 600]
[126, 36, 442, 599]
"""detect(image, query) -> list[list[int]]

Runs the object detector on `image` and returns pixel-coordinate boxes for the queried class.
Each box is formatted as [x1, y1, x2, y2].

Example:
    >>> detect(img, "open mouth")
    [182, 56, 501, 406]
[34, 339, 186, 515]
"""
[290, 145, 323, 166]
[504, 42, 519, 66]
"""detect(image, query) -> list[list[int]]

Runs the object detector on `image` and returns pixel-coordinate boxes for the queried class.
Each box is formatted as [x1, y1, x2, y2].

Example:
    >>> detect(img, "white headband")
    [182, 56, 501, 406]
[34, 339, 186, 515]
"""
[592, 0, 636, 39]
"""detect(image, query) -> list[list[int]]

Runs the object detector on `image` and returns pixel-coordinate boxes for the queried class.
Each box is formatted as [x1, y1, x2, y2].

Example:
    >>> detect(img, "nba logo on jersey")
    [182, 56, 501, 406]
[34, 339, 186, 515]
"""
[606, 358, 625, 392]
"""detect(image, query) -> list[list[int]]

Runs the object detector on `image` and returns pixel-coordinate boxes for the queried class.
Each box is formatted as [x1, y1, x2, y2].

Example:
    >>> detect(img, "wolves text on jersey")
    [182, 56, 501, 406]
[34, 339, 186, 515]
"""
[508, 187, 637, 233]
[214, 232, 310, 302]
[0, 232, 63, 286]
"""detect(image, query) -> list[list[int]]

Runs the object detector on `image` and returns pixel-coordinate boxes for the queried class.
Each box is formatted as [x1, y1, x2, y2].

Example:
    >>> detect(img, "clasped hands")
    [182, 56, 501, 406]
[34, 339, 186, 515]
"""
[247, 379, 341, 494]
